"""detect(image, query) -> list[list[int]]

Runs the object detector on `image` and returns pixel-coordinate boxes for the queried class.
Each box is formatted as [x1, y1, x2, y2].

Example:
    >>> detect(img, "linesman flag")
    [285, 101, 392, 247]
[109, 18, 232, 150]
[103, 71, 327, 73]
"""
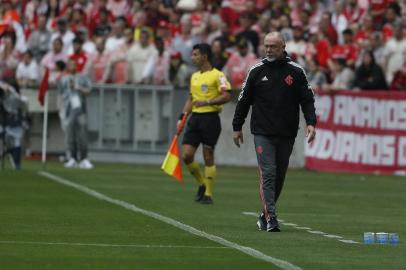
[161, 113, 188, 182]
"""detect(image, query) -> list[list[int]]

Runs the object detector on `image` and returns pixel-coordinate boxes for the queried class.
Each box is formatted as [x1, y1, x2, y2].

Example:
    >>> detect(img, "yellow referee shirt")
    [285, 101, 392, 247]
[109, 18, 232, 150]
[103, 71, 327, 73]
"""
[190, 68, 231, 113]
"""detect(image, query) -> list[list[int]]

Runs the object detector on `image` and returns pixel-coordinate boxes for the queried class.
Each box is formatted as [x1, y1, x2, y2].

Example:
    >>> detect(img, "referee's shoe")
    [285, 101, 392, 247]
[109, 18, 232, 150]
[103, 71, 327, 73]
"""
[195, 185, 206, 202]
[199, 195, 213, 204]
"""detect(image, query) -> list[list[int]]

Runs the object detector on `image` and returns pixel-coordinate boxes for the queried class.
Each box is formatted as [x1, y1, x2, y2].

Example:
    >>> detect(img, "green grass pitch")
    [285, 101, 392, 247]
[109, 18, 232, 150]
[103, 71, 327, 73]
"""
[0, 160, 405, 269]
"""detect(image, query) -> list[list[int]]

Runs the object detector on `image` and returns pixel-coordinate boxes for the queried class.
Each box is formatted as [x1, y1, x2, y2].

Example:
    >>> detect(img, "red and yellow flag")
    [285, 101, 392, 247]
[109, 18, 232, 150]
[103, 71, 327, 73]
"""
[161, 135, 183, 182]
[161, 113, 188, 182]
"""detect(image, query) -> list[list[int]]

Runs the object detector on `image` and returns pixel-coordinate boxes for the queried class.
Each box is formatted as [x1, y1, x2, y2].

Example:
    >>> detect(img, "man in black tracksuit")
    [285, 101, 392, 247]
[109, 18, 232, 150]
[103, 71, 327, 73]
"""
[232, 32, 317, 232]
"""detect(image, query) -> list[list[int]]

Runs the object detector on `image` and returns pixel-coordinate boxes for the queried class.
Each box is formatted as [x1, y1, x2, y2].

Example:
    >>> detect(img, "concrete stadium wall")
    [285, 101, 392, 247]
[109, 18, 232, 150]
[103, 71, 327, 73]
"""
[26, 87, 305, 168]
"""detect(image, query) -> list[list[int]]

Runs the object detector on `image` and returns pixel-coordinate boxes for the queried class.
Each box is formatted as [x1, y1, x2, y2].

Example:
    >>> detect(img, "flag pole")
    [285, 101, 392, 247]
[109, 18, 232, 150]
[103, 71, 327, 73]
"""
[41, 91, 49, 170]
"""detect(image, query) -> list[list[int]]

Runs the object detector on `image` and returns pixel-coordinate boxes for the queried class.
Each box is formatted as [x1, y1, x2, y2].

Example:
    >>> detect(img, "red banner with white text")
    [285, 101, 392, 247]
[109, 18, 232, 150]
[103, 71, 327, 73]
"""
[305, 90, 406, 175]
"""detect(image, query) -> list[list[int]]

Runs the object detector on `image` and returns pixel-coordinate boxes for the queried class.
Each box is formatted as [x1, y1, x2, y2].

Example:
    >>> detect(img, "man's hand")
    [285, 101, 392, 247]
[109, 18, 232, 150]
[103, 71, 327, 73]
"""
[193, 100, 210, 107]
[176, 113, 188, 135]
[233, 131, 244, 148]
[306, 125, 316, 144]
[176, 120, 184, 134]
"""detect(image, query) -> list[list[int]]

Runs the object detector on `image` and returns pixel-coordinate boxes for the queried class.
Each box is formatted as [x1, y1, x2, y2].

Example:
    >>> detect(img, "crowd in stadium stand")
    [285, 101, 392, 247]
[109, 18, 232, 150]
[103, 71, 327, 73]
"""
[1, 0, 406, 91]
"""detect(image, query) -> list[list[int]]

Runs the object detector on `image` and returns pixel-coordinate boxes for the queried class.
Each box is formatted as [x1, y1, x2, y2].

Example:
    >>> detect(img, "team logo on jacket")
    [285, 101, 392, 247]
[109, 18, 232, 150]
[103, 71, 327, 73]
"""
[285, 75, 293, 86]
[256, 145, 263, 154]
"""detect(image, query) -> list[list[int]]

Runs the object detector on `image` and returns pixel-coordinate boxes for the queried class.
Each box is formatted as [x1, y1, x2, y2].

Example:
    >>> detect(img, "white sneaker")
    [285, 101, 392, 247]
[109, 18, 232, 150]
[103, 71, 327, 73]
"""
[79, 159, 94, 169]
[64, 158, 77, 168]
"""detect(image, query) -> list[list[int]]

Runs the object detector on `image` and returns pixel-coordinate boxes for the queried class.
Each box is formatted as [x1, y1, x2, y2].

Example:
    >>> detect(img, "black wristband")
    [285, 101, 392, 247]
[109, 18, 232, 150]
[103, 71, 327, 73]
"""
[179, 113, 185, 120]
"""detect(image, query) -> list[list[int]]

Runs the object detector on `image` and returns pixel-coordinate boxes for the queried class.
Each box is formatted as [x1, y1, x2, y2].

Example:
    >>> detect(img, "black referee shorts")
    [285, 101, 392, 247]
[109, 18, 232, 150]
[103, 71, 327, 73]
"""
[182, 112, 221, 148]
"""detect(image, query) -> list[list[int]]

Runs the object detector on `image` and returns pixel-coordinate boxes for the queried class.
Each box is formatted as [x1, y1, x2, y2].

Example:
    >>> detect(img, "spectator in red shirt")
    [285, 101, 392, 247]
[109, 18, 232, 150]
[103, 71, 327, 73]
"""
[370, 0, 393, 28]
[382, 3, 402, 42]
[69, 37, 88, 73]
[319, 12, 338, 46]
[390, 61, 406, 90]
[166, 10, 181, 38]
[312, 33, 332, 70]
[1, 0, 21, 25]
[86, 0, 109, 21]
[329, 28, 359, 69]
[220, 0, 244, 33]
[355, 15, 375, 49]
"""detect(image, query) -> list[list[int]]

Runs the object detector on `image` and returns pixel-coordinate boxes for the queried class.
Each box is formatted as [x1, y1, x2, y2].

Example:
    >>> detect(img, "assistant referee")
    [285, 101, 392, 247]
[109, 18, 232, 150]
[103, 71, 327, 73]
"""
[178, 43, 232, 204]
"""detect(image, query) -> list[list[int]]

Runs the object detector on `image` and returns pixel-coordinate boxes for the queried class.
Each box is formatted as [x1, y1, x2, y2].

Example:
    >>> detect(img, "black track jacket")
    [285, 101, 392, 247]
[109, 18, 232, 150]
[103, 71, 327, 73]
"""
[232, 55, 317, 138]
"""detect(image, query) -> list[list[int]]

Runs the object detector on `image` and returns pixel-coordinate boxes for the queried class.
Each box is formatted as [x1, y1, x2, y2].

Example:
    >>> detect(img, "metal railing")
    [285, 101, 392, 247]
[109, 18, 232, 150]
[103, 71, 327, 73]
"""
[87, 84, 185, 154]
[21, 84, 188, 156]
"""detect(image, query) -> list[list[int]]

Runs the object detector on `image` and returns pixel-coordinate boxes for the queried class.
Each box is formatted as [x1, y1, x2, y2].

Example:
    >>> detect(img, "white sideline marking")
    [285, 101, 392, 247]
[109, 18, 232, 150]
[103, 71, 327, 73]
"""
[308, 230, 325, 235]
[295, 227, 312, 230]
[283, 223, 298, 226]
[242, 212, 359, 244]
[323, 235, 343, 239]
[339, 240, 358, 244]
[39, 172, 302, 270]
[0, 240, 228, 249]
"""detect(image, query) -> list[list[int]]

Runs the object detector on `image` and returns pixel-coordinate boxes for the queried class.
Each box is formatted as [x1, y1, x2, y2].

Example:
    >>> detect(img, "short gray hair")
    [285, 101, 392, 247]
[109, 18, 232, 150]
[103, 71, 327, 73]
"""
[264, 32, 286, 46]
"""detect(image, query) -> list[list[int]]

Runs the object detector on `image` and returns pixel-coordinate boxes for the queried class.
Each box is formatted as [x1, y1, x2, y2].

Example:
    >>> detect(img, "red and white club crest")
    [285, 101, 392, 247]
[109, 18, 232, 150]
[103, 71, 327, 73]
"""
[285, 75, 293, 86]
[256, 145, 263, 154]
